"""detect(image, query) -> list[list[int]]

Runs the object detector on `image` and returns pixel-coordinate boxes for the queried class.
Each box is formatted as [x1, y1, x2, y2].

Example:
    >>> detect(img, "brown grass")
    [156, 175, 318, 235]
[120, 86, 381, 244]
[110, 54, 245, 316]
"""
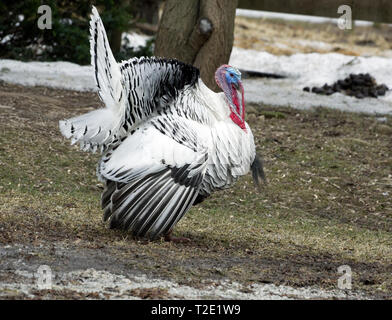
[234, 15, 392, 57]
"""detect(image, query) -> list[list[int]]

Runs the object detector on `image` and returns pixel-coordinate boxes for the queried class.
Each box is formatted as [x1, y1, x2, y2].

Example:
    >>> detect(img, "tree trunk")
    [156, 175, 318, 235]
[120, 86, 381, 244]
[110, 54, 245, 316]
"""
[107, 0, 130, 57]
[154, 0, 238, 91]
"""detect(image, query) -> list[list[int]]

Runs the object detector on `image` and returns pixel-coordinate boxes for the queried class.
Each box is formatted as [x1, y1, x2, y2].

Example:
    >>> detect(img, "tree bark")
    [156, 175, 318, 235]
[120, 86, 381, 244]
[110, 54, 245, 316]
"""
[154, 0, 238, 91]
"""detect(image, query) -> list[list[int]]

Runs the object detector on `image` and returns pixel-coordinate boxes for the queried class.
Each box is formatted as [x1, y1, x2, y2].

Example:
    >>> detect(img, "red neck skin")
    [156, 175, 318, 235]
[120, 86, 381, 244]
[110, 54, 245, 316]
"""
[230, 84, 246, 132]
[215, 67, 247, 132]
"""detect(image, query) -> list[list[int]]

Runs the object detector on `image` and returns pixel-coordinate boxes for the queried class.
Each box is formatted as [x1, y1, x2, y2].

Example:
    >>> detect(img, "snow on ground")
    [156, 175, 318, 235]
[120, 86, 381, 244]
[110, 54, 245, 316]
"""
[1, 243, 368, 300]
[0, 59, 93, 92]
[236, 8, 375, 27]
[229, 47, 392, 115]
[2, 47, 392, 115]
[1, 267, 367, 300]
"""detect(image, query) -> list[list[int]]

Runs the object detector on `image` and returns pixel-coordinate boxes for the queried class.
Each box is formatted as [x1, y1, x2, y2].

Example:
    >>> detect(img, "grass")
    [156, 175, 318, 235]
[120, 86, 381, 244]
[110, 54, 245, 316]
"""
[234, 15, 392, 57]
[0, 82, 391, 297]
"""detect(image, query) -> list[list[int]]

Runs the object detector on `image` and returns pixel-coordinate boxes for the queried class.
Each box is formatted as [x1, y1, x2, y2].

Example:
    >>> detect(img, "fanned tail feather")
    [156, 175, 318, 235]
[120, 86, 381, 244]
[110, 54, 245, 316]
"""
[59, 109, 124, 152]
[59, 6, 125, 152]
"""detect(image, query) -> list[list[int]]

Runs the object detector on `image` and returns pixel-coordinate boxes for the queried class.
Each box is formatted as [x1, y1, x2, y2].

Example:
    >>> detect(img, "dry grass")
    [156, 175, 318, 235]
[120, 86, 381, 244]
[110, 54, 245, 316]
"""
[0, 81, 391, 297]
[234, 15, 392, 56]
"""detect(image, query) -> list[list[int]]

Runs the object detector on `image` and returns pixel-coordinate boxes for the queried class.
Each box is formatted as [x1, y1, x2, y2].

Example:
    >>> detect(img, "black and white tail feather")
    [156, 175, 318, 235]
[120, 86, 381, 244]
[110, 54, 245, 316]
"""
[59, 6, 261, 240]
[59, 6, 208, 240]
[59, 6, 125, 152]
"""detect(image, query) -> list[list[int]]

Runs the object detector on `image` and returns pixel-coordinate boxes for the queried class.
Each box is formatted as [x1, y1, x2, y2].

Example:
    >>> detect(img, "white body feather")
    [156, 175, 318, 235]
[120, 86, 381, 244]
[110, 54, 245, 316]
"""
[59, 6, 257, 239]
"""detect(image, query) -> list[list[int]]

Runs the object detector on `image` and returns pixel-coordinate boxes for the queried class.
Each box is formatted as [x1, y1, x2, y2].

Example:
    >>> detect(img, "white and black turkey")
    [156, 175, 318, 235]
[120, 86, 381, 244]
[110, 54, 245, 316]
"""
[59, 7, 265, 241]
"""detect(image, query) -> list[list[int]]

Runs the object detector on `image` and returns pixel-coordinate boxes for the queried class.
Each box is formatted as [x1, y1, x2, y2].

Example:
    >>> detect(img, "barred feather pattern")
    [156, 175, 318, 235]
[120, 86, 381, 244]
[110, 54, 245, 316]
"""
[59, 6, 126, 153]
[59, 6, 257, 240]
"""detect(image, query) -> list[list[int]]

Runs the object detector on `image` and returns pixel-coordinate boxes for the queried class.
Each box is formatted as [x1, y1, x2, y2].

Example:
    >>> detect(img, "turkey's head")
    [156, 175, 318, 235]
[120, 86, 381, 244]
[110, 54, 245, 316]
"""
[215, 64, 246, 131]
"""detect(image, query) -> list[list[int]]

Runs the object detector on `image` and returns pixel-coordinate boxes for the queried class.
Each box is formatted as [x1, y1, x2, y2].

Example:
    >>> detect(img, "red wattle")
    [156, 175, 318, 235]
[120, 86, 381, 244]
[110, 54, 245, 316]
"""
[230, 112, 246, 131]
[230, 84, 246, 132]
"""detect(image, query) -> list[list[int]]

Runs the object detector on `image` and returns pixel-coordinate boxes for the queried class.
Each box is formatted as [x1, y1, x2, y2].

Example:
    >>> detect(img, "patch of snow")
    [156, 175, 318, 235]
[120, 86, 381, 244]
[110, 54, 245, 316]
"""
[376, 117, 388, 122]
[0, 59, 94, 92]
[1, 46, 392, 115]
[236, 9, 375, 27]
[230, 47, 392, 115]
[122, 32, 152, 50]
[0, 267, 368, 300]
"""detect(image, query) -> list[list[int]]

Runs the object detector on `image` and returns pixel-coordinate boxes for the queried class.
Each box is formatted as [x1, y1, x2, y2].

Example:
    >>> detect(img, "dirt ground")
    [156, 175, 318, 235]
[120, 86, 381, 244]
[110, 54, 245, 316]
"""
[0, 80, 391, 299]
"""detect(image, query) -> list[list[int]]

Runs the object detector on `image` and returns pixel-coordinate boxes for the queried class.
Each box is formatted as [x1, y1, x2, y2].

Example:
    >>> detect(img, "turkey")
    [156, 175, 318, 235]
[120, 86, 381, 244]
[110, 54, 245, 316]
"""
[59, 6, 265, 241]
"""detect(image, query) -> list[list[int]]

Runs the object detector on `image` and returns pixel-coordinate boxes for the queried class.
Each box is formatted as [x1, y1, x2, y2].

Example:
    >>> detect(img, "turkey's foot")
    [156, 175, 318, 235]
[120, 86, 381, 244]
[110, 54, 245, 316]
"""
[164, 230, 191, 243]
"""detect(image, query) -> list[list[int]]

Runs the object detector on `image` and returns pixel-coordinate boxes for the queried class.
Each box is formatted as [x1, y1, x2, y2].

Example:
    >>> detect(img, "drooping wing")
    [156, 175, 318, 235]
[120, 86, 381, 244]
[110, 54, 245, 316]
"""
[99, 119, 208, 240]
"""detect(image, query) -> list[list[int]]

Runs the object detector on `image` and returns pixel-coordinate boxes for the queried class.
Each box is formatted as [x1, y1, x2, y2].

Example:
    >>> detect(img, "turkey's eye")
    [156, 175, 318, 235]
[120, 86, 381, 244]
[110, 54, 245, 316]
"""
[230, 73, 234, 77]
